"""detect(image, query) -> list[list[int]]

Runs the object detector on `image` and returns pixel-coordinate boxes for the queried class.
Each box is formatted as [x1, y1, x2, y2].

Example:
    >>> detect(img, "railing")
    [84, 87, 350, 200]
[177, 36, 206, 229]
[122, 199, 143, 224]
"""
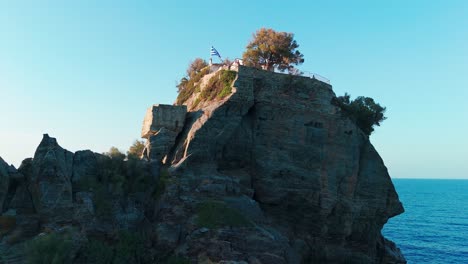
[301, 71, 331, 84]
[227, 62, 331, 85]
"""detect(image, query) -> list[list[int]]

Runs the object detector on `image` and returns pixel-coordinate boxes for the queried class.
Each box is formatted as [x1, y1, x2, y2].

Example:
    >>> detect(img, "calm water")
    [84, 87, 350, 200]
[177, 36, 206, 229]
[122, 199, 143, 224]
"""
[383, 179, 468, 263]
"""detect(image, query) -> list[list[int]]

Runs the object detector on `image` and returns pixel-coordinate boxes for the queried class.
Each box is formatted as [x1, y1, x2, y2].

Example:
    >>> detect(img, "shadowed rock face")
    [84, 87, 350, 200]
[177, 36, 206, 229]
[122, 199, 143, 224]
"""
[154, 66, 405, 263]
[0, 66, 404, 264]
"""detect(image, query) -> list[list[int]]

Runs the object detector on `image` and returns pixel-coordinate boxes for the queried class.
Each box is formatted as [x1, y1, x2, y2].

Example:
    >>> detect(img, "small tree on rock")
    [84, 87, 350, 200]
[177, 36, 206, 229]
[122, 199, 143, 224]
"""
[127, 140, 145, 159]
[186, 58, 208, 79]
[333, 93, 387, 136]
[242, 28, 304, 72]
[104, 147, 126, 160]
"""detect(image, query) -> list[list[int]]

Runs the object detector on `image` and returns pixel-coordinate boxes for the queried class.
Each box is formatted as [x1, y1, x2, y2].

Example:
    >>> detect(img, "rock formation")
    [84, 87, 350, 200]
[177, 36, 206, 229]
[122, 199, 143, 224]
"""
[0, 66, 405, 264]
[142, 66, 405, 263]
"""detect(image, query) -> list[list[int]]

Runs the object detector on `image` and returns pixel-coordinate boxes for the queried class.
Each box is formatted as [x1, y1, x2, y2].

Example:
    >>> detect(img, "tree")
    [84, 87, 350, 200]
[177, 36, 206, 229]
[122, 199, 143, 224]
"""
[177, 58, 208, 93]
[127, 140, 145, 159]
[333, 93, 387, 136]
[242, 28, 304, 72]
[176, 77, 188, 93]
[186, 58, 208, 79]
[104, 147, 125, 160]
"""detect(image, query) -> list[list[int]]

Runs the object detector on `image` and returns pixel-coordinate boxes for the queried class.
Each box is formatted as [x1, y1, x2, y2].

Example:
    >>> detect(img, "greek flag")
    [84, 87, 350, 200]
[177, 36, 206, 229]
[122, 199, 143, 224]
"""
[210, 46, 221, 58]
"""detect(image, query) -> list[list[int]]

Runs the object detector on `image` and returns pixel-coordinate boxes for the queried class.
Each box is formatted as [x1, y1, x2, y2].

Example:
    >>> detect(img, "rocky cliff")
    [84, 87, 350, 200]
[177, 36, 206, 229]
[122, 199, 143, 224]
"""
[0, 66, 405, 264]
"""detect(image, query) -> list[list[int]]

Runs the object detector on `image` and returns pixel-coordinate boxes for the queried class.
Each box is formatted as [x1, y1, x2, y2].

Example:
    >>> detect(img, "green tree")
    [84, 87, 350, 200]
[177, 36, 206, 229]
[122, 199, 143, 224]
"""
[177, 58, 209, 94]
[127, 140, 145, 158]
[333, 93, 387, 136]
[104, 147, 125, 160]
[242, 28, 304, 72]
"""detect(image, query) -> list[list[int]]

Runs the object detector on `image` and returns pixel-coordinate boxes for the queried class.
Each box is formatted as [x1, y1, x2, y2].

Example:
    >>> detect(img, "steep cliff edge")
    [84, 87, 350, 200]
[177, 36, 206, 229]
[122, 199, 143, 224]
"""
[0, 66, 405, 264]
[143, 66, 405, 263]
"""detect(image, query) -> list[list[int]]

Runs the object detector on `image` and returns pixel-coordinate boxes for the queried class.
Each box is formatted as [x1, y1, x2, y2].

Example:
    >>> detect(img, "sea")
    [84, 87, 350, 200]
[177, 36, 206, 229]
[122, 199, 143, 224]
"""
[382, 179, 468, 263]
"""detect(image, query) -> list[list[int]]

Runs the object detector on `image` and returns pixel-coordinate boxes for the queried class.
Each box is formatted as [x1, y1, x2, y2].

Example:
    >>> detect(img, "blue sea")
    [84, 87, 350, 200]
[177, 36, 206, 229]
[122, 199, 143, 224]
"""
[383, 179, 468, 263]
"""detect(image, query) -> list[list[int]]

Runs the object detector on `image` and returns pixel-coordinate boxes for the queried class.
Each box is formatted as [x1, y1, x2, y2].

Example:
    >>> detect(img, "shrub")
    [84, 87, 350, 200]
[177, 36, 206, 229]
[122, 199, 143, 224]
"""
[333, 93, 387, 136]
[152, 169, 171, 199]
[82, 239, 114, 264]
[25, 233, 73, 264]
[81, 232, 146, 264]
[199, 70, 236, 101]
[82, 231, 145, 264]
[166, 255, 191, 264]
[104, 147, 125, 161]
[113, 231, 145, 264]
[196, 201, 252, 229]
[176, 67, 210, 105]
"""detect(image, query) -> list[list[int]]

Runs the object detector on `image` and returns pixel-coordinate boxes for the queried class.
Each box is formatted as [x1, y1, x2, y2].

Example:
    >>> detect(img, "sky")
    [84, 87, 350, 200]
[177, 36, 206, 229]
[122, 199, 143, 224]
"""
[0, 0, 467, 179]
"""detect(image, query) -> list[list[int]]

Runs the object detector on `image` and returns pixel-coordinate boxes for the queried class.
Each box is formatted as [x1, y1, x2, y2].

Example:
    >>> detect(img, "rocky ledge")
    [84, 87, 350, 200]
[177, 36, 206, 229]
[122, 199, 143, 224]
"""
[0, 66, 405, 264]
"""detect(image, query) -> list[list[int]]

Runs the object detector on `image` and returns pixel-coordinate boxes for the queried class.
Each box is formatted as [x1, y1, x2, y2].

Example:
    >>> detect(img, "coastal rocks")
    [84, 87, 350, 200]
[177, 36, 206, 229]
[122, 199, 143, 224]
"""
[156, 66, 405, 263]
[0, 65, 405, 263]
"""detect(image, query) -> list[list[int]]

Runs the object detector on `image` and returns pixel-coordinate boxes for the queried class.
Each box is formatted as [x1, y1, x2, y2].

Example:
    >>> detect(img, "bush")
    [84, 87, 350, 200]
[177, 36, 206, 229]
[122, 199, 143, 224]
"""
[199, 70, 236, 101]
[77, 153, 153, 218]
[196, 201, 252, 229]
[176, 67, 210, 105]
[81, 232, 146, 264]
[152, 169, 171, 199]
[166, 255, 191, 264]
[333, 93, 387, 136]
[25, 233, 73, 264]
[104, 147, 126, 161]
[113, 231, 145, 264]
[82, 239, 114, 264]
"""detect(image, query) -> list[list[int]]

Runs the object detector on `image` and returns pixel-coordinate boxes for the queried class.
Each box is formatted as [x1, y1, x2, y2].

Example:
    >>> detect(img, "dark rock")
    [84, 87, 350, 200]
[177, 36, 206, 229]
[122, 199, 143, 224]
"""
[29, 134, 74, 222]
[0, 66, 405, 264]
[158, 66, 405, 263]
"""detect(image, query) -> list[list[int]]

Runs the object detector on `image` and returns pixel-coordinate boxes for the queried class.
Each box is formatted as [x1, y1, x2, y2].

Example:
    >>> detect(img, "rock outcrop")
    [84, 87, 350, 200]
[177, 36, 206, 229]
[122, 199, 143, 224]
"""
[141, 104, 187, 176]
[144, 66, 405, 263]
[0, 66, 405, 264]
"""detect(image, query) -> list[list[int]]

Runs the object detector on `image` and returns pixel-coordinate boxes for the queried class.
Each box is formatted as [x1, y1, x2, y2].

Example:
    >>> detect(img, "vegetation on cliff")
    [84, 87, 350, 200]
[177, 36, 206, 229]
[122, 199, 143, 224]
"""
[242, 28, 304, 72]
[25, 232, 73, 264]
[176, 60, 210, 105]
[333, 93, 387, 135]
[176, 64, 237, 108]
[191, 69, 237, 109]
[127, 140, 145, 158]
[196, 200, 252, 229]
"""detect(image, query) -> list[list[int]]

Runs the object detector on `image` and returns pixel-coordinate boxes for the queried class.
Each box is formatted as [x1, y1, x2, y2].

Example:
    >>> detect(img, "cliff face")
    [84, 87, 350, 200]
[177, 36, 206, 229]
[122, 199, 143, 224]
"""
[144, 66, 405, 263]
[0, 66, 405, 264]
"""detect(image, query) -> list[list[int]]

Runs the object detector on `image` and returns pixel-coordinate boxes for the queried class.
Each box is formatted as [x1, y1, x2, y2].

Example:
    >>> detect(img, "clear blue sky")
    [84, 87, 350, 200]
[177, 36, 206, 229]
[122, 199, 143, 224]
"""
[0, 0, 467, 179]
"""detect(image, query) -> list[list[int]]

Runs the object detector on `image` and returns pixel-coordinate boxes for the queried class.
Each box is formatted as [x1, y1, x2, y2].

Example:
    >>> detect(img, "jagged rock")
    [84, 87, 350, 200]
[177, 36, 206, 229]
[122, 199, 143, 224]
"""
[30, 134, 74, 222]
[0, 157, 10, 214]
